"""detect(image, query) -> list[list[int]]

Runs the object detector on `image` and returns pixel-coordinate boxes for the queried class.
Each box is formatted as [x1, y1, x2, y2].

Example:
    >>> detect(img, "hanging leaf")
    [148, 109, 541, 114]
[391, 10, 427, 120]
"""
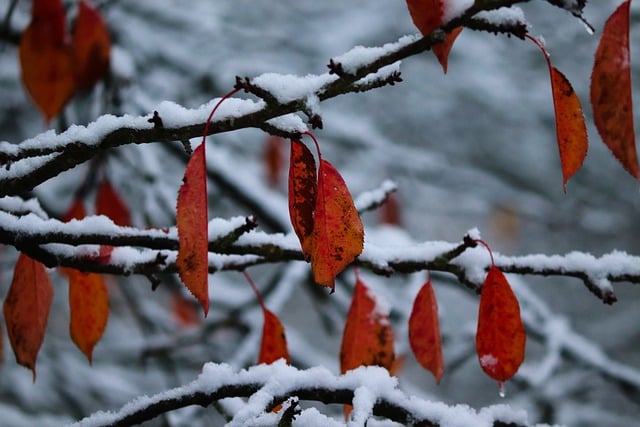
[264, 135, 285, 188]
[433, 27, 462, 73]
[176, 143, 209, 315]
[476, 266, 526, 385]
[340, 276, 394, 374]
[68, 269, 109, 363]
[310, 160, 364, 290]
[379, 191, 402, 226]
[259, 309, 290, 365]
[96, 178, 131, 227]
[406, 0, 461, 73]
[288, 140, 317, 261]
[62, 198, 87, 222]
[3, 253, 54, 380]
[527, 35, 588, 190]
[172, 295, 202, 328]
[19, 0, 74, 121]
[409, 278, 444, 383]
[590, 0, 638, 178]
[72, 0, 111, 90]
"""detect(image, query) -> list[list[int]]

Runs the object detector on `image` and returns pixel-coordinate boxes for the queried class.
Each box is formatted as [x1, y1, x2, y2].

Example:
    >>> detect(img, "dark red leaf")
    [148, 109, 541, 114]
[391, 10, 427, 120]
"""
[409, 278, 444, 383]
[264, 135, 285, 188]
[72, 0, 111, 90]
[96, 178, 131, 227]
[288, 140, 317, 261]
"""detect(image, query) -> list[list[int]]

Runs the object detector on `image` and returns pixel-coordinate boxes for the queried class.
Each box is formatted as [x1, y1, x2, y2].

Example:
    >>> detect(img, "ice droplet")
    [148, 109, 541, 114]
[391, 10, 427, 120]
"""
[498, 382, 506, 398]
[579, 16, 595, 35]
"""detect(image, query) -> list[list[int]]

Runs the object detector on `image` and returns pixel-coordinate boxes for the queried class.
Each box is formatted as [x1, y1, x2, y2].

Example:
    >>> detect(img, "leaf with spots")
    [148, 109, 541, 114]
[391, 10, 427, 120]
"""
[19, 0, 74, 121]
[288, 140, 317, 261]
[310, 159, 364, 289]
[409, 277, 444, 383]
[340, 274, 395, 374]
[176, 143, 209, 316]
[476, 266, 526, 385]
[72, 0, 111, 90]
[528, 35, 588, 190]
[590, 0, 637, 178]
[68, 269, 109, 363]
[3, 253, 54, 380]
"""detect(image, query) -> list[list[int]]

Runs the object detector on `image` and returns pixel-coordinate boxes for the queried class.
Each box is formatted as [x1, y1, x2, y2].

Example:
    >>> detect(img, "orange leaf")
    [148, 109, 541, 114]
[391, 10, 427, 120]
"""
[406, 0, 459, 73]
[96, 178, 131, 227]
[19, 0, 74, 121]
[476, 266, 526, 384]
[176, 143, 209, 315]
[340, 276, 394, 374]
[73, 0, 111, 90]
[3, 253, 54, 380]
[264, 135, 285, 188]
[288, 140, 317, 261]
[310, 160, 364, 289]
[259, 309, 290, 365]
[590, 0, 638, 178]
[549, 66, 588, 190]
[433, 27, 462, 73]
[68, 269, 109, 363]
[409, 278, 444, 383]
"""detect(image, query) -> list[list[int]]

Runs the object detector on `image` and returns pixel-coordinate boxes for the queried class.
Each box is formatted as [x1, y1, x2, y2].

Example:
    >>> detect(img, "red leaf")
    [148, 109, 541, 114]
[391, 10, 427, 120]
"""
[72, 0, 111, 90]
[96, 178, 131, 227]
[476, 266, 526, 384]
[310, 160, 364, 289]
[288, 140, 317, 260]
[433, 27, 462, 73]
[3, 254, 54, 380]
[68, 269, 109, 363]
[62, 198, 87, 222]
[264, 135, 285, 188]
[409, 278, 444, 383]
[406, 0, 460, 72]
[176, 143, 209, 315]
[379, 192, 402, 226]
[19, 0, 74, 121]
[550, 66, 588, 190]
[259, 309, 290, 365]
[340, 276, 395, 374]
[590, 0, 638, 178]
[172, 295, 202, 328]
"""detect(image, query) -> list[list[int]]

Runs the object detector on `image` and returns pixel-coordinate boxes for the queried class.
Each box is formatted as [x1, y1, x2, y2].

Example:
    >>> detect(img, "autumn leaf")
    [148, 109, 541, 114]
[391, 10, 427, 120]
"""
[409, 277, 444, 383]
[172, 295, 202, 328]
[62, 198, 87, 222]
[96, 178, 131, 227]
[176, 143, 209, 315]
[476, 266, 526, 385]
[72, 0, 111, 90]
[590, 0, 638, 178]
[68, 269, 109, 363]
[379, 191, 402, 226]
[259, 309, 290, 365]
[3, 253, 54, 380]
[310, 160, 364, 289]
[19, 0, 74, 121]
[406, 0, 461, 73]
[340, 275, 395, 374]
[288, 140, 317, 260]
[264, 135, 285, 188]
[527, 35, 588, 190]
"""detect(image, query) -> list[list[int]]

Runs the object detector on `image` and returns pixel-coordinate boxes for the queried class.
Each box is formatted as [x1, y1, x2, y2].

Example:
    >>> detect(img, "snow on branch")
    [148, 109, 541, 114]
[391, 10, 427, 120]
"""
[71, 360, 533, 427]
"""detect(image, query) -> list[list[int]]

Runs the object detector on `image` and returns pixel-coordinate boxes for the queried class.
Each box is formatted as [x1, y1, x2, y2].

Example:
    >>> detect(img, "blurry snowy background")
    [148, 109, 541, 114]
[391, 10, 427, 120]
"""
[0, 0, 639, 425]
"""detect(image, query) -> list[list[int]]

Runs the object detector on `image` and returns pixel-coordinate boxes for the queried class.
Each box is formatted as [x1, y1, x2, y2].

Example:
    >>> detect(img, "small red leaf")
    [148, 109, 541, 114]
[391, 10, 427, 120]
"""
[96, 178, 131, 227]
[259, 309, 290, 365]
[3, 254, 54, 380]
[62, 199, 87, 222]
[433, 27, 462, 73]
[476, 266, 526, 384]
[310, 160, 364, 289]
[264, 135, 285, 188]
[172, 295, 202, 328]
[409, 278, 444, 383]
[68, 269, 109, 363]
[288, 140, 317, 260]
[72, 0, 111, 90]
[379, 192, 402, 226]
[590, 0, 638, 178]
[19, 0, 74, 121]
[340, 276, 395, 374]
[176, 143, 209, 315]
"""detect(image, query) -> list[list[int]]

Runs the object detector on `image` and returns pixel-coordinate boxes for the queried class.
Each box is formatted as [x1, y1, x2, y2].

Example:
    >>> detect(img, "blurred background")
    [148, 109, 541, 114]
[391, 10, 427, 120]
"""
[0, 0, 639, 425]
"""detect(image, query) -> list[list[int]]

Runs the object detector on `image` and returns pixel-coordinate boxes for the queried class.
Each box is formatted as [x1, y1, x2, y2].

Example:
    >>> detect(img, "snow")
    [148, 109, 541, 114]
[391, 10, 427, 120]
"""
[332, 35, 420, 74]
[252, 72, 337, 104]
[474, 7, 528, 28]
[442, 0, 475, 23]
